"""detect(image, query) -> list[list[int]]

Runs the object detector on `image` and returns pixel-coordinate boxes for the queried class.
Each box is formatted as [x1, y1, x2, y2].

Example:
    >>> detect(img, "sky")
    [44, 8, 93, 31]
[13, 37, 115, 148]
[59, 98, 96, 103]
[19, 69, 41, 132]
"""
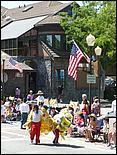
[1, 1, 83, 9]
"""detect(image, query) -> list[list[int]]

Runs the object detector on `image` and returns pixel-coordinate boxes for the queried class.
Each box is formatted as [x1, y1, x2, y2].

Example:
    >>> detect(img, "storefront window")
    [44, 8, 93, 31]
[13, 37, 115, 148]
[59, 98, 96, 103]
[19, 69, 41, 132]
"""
[55, 69, 65, 86]
[46, 35, 52, 47]
[54, 35, 61, 49]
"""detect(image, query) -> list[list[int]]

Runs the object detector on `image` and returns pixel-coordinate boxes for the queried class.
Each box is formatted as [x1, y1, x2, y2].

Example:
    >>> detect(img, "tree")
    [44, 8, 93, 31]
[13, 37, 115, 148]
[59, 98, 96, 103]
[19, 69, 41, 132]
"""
[59, 1, 116, 69]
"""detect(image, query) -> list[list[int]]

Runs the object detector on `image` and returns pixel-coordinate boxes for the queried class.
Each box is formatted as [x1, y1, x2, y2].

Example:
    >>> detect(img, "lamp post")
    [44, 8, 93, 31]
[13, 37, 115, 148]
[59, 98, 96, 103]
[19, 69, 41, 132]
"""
[86, 34, 95, 114]
[95, 46, 102, 116]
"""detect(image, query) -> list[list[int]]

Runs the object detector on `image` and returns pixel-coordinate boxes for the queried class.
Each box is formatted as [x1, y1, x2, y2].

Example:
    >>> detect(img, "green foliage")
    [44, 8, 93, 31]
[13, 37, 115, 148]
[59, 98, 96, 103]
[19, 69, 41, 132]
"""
[59, 1, 116, 69]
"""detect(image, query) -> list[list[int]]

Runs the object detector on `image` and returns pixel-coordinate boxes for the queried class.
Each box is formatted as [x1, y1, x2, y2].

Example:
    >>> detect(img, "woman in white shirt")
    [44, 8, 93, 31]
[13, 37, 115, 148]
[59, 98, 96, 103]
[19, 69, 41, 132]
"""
[30, 104, 43, 144]
[35, 90, 45, 106]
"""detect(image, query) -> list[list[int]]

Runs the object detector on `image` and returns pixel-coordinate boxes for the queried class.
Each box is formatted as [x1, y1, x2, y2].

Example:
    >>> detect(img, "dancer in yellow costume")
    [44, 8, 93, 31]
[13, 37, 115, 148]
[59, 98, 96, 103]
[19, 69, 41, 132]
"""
[23, 105, 73, 144]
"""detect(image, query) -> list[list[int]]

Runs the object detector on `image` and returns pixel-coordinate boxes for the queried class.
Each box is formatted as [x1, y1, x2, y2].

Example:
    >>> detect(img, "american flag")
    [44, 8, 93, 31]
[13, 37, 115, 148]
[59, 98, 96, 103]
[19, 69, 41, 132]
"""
[68, 41, 90, 80]
[9, 57, 23, 73]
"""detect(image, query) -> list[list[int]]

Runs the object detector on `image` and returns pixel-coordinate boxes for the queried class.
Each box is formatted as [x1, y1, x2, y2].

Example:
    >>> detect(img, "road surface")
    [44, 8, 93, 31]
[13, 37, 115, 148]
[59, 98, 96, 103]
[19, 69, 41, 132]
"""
[1, 121, 116, 154]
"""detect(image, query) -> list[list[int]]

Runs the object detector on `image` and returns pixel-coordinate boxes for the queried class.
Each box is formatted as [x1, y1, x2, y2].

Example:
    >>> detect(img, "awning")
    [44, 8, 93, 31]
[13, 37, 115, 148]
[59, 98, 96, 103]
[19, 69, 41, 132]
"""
[1, 15, 47, 40]
[1, 51, 34, 71]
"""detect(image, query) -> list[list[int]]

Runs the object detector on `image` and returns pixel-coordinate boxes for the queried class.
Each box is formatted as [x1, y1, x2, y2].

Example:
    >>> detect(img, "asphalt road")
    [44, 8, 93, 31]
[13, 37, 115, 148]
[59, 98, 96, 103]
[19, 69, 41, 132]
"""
[1, 121, 116, 154]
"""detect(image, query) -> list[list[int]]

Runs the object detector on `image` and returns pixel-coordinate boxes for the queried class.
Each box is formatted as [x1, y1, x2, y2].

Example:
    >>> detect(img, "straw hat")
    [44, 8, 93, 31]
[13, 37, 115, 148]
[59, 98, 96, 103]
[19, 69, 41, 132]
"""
[89, 113, 96, 118]
[37, 90, 43, 95]
[76, 111, 83, 115]
[9, 96, 14, 101]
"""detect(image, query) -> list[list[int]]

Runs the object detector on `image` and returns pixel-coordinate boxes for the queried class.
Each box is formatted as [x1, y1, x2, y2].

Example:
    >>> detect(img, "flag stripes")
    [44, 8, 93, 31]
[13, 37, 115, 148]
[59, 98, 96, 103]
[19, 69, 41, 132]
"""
[68, 41, 90, 80]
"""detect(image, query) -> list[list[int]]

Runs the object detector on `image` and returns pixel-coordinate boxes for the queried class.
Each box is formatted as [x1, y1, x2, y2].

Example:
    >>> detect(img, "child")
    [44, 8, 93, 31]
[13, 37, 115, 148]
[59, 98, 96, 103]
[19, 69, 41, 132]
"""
[101, 117, 109, 143]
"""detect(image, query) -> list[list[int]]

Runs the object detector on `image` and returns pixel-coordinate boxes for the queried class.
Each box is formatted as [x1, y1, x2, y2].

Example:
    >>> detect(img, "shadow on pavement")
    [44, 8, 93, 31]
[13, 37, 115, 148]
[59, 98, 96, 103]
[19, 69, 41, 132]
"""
[36, 143, 85, 148]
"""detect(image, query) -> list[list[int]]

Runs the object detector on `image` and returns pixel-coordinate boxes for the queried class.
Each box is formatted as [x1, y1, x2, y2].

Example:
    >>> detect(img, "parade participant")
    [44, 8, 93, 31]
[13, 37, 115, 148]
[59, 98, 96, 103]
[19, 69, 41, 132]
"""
[52, 109, 73, 144]
[50, 107, 58, 117]
[19, 100, 30, 129]
[30, 104, 43, 144]
[24, 105, 73, 144]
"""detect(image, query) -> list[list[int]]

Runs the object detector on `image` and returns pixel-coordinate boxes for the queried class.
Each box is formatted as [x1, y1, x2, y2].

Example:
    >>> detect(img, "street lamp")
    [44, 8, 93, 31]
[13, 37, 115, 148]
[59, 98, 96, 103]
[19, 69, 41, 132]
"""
[86, 34, 95, 114]
[95, 46, 102, 116]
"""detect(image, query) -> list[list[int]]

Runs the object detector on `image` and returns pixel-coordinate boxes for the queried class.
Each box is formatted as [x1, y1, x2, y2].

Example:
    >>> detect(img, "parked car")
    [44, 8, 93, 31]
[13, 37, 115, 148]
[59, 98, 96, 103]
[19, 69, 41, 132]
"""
[104, 78, 116, 100]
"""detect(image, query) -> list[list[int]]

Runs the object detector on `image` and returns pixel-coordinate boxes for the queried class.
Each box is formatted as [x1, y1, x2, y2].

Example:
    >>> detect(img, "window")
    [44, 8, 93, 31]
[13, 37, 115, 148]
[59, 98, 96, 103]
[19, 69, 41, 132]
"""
[1, 40, 5, 49]
[55, 69, 65, 86]
[5, 40, 9, 49]
[13, 39, 17, 48]
[54, 35, 61, 49]
[46, 35, 52, 47]
[9, 39, 13, 48]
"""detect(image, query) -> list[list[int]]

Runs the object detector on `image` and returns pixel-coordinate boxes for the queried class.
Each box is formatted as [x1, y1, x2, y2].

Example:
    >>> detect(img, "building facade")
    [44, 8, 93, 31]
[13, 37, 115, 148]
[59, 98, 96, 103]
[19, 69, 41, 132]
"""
[1, 1, 112, 102]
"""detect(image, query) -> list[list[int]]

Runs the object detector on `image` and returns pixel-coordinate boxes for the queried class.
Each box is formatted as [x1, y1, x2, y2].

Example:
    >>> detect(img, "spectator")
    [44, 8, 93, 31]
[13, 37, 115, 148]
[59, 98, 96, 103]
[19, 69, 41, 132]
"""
[4, 97, 10, 107]
[19, 100, 30, 129]
[15, 98, 22, 121]
[35, 90, 45, 106]
[91, 97, 100, 116]
[15, 87, 21, 99]
[74, 111, 85, 136]
[101, 117, 109, 143]
[57, 85, 63, 103]
[26, 90, 34, 101]
[80, 95, 89, 125]
[1, 100, 6, 122]
[81, 94, 89, 105]
[111, 95, 116, 115]
[107, 121, 116, 148]
[107, 94, 116, 116]
[85, 113, 98, 142]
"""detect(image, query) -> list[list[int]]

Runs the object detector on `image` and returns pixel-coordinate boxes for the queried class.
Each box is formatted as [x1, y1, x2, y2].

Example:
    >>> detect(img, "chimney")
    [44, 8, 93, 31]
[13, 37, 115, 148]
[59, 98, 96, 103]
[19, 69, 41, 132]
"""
[24, 4, 26, 7]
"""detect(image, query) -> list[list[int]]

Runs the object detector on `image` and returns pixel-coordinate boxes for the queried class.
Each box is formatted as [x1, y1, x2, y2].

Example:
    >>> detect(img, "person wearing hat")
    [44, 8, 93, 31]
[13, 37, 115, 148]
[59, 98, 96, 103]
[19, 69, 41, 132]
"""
[84, 113, 98, 141]
[26, 90, 34, 101]
[15, 87, 21, 99]
[91, 96, 100, 116]
[35, 90, 45, 106]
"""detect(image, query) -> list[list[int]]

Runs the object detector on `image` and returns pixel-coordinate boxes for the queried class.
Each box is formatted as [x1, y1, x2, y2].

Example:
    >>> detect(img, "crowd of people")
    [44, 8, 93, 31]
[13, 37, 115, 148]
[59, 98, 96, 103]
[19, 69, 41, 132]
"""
[1, 90, 116, 148]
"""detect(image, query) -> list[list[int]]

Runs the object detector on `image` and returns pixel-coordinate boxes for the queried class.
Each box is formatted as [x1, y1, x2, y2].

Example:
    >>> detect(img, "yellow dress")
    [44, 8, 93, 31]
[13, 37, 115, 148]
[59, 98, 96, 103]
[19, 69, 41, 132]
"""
[23, 107, 73, 139]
